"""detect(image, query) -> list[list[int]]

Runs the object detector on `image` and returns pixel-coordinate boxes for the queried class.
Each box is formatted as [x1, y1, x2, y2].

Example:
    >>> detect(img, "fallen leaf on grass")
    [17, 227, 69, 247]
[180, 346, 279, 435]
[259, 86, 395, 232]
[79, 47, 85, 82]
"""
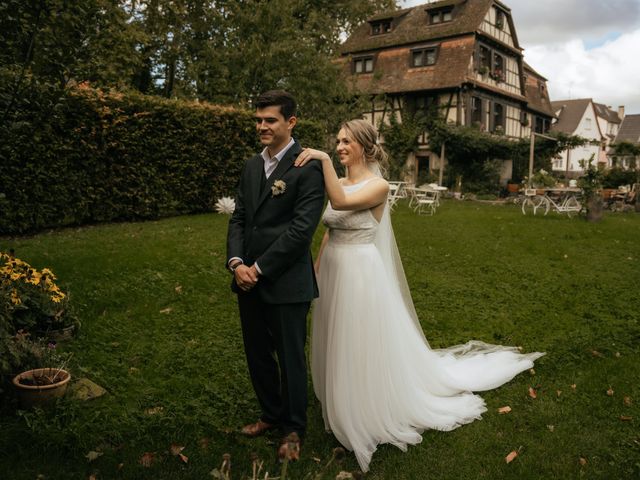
[178, 453, 188, 464]
[145, 406, 164, 415]
[620, 416, 633, 421]
[606, 387, 614, 397]
[117, 463, 124, 470]
[591, 350, 604, 358]
[624, 396, 632, 406]
[529, 368, 535, 375]
[498, 406, 512, 414]
[528, 387, 537, 399]
[579, 457, 587, 466]
[159, 307, 173, 314]
[312, 456, 321, 463]
[170, 444, 185, 456]
[547, 425, 555, 432]
[175, 285, 183, 293]
[85, 451, 103, 462]
[505, 450, 518, 463]
[89, 475, 97, 480]
[571, 384, 577, 390]
[615, 352, 621, 358]
[139, 452, 156, 467]
[557, 390, 562, 397]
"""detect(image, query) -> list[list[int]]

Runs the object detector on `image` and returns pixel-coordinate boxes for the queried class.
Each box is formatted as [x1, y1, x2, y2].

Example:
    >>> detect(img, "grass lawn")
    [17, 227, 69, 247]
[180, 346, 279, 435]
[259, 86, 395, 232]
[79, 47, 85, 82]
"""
[1, 200, 639, 479]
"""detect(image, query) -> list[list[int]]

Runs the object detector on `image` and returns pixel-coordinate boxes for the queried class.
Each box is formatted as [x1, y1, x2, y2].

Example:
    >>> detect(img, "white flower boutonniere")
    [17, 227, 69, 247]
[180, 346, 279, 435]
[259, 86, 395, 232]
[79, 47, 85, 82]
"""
[271, 180, 286, 197]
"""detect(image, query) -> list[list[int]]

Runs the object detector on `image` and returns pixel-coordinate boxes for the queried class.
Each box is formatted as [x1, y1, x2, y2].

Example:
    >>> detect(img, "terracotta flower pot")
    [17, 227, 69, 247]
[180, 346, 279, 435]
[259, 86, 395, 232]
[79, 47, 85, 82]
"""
[13, 368, 71, 408]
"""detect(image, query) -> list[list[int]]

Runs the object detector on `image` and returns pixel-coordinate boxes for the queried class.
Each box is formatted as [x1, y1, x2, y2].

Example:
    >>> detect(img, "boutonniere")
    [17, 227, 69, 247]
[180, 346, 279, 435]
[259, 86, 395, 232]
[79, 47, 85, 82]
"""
[271, 180, 286, 197]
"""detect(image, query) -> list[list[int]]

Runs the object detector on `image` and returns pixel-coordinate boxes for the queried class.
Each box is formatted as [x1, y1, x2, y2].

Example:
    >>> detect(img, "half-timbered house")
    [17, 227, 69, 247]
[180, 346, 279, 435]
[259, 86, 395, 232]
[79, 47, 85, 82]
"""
[337, 0, 555, 182]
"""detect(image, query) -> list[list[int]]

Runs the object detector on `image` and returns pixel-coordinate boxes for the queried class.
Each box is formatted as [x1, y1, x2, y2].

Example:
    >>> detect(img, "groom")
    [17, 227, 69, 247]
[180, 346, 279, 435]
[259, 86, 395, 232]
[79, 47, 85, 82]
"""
[226, 90, 324, 459]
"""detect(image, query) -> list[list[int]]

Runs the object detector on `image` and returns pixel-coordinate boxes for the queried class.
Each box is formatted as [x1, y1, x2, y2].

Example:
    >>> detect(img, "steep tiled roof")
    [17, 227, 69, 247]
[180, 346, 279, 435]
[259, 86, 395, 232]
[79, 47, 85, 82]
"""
[593, 103, 621, 124]
[341, 0, 497, 55]
[523, 64, 554, 117]
[338, 35, 477, 94]
[550, 99, 592, 134]
[615, 114, 640, 143]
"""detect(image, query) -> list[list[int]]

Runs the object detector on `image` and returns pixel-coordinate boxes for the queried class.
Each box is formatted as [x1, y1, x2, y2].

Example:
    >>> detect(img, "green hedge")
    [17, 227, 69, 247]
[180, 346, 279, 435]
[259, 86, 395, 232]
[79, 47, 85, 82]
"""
[0, 85, 324, 235]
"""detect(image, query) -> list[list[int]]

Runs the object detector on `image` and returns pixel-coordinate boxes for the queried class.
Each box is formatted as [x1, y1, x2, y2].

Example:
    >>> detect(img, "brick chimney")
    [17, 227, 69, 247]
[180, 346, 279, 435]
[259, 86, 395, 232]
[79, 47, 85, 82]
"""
[618, 105, 625, 120]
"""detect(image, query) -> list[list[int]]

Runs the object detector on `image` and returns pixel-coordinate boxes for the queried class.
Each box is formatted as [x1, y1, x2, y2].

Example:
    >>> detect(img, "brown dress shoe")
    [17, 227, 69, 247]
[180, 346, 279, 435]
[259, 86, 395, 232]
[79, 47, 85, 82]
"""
[241, 419, 277, 437]
[277, 432, 301, 462]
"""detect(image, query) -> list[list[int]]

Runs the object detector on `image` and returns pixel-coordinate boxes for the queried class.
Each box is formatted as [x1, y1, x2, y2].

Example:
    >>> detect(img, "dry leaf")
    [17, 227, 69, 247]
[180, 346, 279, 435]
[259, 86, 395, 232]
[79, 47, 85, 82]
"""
[139, 452, 156, 468]
[615, 352, 621, 358]
[606, 387, 614, 396]
[178, 453, 188, 464]
[175, 285, 183, 293]
[624, 396, 632, 406]
[85, 451, 103, 462]
[505, 450, 518, 463]
[89, 475, 97, 480]
[529, 368, 536, 375]
[169, 444, 185, 456]
[571, 384, 577, 390]
[159, 307, 173, 314]
[620, 416, 633, 421]
[547, 425, 555, 432]
[145, 406, 164, 415]
[498, 406, 512, 414]
[557, 390, 562, 397]
[591, 350, 604, 358]
[528, 387, 537, 399]
[312, 457, 322, 463]
[579, 457, 587, 465]
[117, 463, 124, 470]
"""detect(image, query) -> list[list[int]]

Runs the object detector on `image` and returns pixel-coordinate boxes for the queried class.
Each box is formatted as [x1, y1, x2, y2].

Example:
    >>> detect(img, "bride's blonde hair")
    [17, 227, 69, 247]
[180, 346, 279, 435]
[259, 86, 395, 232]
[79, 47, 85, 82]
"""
[341, 119, 389, 172]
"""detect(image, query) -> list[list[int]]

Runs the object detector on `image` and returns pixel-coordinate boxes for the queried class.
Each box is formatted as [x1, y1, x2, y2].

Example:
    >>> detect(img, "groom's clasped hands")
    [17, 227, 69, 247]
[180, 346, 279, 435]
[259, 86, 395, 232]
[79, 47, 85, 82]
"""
[233, 263, 259, 291]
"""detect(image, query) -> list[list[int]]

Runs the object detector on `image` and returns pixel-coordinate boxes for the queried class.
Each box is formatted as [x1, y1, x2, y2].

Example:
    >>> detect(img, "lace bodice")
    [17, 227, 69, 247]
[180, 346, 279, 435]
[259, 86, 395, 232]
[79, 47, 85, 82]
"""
[322, 180, 378, 245]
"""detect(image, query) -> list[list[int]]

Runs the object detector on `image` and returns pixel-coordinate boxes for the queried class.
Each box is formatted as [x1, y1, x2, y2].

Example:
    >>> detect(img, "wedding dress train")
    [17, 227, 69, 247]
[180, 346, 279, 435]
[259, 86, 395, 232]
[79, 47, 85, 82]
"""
[311, 180, 543, 472]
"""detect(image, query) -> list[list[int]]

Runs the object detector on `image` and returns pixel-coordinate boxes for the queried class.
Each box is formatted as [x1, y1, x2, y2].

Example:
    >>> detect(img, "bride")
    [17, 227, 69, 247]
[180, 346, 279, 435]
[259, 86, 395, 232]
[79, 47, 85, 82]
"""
[294, 119, 543, 472]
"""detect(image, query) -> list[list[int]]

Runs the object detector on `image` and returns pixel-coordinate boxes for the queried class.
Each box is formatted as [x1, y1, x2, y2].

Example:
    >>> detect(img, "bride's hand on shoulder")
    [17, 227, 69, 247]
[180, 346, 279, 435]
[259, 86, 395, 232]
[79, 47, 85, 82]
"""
[295, 148, 330, 167]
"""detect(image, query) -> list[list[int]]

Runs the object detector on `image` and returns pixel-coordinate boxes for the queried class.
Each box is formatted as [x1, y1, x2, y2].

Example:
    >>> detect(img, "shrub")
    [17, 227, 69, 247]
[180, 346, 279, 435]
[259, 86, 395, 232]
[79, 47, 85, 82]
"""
[0, 84, 324, 234]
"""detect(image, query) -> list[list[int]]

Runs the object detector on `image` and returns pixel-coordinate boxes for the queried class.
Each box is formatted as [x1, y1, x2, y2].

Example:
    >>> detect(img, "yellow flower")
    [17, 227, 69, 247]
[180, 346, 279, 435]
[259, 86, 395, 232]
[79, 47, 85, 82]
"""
[11, 289, 21, 305]
[27, 271, 42, 285]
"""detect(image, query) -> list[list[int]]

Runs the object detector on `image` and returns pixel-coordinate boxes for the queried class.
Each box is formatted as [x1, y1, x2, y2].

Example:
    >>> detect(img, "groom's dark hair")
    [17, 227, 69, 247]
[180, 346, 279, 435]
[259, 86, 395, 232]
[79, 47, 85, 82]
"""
[256, 90, 297, 120]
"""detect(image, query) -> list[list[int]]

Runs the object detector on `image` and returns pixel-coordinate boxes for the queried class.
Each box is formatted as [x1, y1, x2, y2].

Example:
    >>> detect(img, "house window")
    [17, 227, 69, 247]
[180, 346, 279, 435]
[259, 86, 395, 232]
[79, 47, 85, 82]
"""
[371, 19, 392, 35]
[495, 8, 505, 30]
[535, 116, 549, 134]
[429, 8, 453, 24]
[471, 96, 483, 127]
[412, 95, 438, 118]
[353, 56, 374, 74]
[585, 118, 592, 130]
[492, 53, 505, 81]
[492, 102, 505, 132]
[476, 43, 507, 81]
[411, 47, 438, 67]
[479, 46, 491, 71]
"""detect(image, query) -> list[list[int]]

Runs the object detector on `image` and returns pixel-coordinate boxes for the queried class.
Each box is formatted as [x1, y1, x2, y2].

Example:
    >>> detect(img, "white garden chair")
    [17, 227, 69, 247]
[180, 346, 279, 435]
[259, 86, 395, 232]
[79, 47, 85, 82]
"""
[416, 189, 439, 215]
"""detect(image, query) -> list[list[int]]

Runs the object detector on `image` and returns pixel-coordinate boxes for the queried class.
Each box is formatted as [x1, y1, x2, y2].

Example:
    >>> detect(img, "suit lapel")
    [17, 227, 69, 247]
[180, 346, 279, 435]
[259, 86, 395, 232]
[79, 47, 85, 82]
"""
[255, 141, 301, 209]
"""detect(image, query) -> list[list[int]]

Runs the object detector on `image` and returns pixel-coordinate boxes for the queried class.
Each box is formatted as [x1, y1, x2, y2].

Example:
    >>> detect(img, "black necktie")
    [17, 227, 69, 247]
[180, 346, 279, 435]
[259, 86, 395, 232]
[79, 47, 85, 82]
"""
[260, 167, 267, 194]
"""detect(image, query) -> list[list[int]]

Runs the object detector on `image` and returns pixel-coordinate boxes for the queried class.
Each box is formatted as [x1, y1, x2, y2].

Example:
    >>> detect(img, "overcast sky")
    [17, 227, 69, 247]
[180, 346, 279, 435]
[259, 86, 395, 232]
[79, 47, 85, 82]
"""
[400, 0, 640, 114]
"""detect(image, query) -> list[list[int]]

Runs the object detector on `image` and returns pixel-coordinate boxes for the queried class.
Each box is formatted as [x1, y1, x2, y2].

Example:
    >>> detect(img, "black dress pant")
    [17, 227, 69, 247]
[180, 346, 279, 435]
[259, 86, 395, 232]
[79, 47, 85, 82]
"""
[238, 290, 310, 437]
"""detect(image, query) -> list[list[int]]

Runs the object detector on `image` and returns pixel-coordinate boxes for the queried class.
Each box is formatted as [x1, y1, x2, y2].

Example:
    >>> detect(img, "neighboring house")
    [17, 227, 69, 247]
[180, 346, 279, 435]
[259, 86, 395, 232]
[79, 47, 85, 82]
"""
[337, 0, 555, 182]
[593, 103, 623, 166]
[612, 113, 640, 169]
[550, 99, 604, 176]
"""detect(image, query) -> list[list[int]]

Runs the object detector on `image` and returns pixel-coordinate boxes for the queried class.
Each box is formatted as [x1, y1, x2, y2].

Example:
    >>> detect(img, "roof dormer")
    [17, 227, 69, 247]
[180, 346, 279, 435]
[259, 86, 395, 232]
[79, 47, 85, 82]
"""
[426, 5, 454, 25]
[369, 17, 394, 36]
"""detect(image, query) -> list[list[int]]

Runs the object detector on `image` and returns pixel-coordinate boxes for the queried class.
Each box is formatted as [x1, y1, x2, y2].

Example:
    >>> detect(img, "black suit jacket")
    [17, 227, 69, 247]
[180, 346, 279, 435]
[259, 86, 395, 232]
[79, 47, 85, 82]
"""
[226, 141, 325, 304]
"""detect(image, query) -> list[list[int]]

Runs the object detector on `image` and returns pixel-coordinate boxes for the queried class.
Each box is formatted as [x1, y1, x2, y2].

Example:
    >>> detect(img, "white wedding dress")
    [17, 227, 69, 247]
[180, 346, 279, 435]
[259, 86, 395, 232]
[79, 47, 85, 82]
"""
[311, 179, 544, 472]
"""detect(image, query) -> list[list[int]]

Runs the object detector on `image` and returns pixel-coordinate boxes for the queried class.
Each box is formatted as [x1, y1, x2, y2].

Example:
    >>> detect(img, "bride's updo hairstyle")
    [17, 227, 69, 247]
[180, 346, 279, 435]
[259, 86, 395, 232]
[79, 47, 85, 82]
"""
[341, 119, 389, 173]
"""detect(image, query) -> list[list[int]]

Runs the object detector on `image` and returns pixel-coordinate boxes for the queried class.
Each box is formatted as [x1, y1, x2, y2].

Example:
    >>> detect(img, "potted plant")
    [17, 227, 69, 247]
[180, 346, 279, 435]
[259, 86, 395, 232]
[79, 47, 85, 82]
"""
[523, 168, 556, 194]
[577, 155, 605, 222]
[1, 252, 79, 341]
[478, 65, 489, 76]
[11, 339, 72, 408]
